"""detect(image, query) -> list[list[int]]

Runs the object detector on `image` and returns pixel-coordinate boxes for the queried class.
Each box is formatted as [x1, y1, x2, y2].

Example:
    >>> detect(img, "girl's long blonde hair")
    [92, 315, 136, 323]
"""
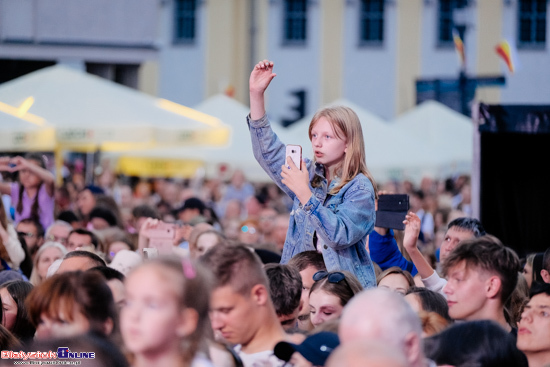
[308, 106, 378, 197]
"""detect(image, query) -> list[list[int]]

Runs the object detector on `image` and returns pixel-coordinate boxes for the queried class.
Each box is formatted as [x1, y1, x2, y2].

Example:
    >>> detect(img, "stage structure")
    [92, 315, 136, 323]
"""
[472, 103, 550, 257]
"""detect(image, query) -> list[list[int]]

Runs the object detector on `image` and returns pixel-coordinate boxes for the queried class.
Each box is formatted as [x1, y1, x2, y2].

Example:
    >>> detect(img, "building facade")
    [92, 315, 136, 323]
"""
[1, 0, 549, 123]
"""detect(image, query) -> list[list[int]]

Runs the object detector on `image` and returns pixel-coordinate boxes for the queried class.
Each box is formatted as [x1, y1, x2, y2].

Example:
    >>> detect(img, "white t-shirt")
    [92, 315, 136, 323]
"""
[422, 270, 447, 297]
[234, 345, 285, 367]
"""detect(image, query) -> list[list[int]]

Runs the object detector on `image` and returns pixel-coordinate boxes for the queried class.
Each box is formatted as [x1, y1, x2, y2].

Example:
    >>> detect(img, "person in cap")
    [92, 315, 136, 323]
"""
[274, 331, 339, 367]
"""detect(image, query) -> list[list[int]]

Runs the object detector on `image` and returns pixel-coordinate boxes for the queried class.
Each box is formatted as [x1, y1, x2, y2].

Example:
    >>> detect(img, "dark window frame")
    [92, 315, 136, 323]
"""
[174, 0, 197, 44]
[283, 0, 308, 45]
[359, 0, 385, 46]
[437, 0, 468, 48]
[518, 0, 547, 48]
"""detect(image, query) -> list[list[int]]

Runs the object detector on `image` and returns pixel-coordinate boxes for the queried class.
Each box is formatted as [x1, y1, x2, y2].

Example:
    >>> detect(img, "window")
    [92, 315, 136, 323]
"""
[284, 0, 307, 43]
[438, 0, 468, 45]
[174, 0, 197, 43]
[518, 0, 547, 46]
[360, 0, 384, 44]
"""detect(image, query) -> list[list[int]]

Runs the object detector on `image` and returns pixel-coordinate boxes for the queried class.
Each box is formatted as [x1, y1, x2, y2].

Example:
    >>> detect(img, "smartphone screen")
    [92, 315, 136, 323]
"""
[285, 144, 302, 170]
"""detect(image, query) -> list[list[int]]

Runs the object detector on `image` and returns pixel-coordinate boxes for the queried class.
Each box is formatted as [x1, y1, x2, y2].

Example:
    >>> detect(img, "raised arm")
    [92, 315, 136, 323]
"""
[11, 156, 55, 196]
[249, 60, 277, 120]
[403, 212, 436, 279]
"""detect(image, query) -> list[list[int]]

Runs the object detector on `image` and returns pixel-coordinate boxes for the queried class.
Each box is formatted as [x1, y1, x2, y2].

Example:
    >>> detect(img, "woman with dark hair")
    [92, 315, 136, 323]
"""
[405, 286, 452, 323]
[26, 271, 117, 340]
[531, 253, 546, 287]
[0, 280, 35, 343]
[425, 320, 528, 367]
[309, 270, 363, 328]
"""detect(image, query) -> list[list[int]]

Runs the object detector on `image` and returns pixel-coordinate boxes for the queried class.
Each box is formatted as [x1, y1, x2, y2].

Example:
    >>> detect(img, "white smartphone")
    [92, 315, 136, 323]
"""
[285, 144, 302, 170]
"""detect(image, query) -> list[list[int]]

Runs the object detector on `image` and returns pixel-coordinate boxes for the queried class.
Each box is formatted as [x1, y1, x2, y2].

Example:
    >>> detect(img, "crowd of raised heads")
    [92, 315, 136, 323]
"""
[0, 148, 549, 367]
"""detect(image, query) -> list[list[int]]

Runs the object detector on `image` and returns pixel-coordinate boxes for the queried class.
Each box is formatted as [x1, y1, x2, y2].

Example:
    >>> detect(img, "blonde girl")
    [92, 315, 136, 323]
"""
[28, 241, 68, 286]
[120, 258, 213, 367]
[248, 60, 378, 288]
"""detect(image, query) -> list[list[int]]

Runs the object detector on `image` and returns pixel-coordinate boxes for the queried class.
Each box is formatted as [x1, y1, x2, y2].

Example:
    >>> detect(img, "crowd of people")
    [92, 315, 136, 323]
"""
[0, 60, 548, 367]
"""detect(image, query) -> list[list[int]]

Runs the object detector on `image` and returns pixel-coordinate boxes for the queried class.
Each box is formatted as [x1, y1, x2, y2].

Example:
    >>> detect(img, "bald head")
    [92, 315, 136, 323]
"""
[339, 288, 425, 367]
[56, 250, 106, 274]
[326, 340, 408, 367]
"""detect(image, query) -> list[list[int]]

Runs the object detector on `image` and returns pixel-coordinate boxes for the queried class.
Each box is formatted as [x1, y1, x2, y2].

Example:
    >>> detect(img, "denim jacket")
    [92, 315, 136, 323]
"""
[248, 114, 377, 289]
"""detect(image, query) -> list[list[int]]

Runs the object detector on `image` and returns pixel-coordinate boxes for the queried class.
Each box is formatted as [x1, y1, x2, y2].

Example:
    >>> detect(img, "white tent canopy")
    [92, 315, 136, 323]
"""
[118, 94, 272, 181]
[390, 100, 473, 177]
[114, 97, 473, 183]
[0, 110, 55, 152]
[281, 99, 442, 183]
[0, 66, 229, 152]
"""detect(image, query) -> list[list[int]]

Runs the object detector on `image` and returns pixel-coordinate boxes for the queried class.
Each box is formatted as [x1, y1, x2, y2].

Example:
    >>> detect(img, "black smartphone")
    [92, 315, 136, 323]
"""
[375, 194, 410, 230]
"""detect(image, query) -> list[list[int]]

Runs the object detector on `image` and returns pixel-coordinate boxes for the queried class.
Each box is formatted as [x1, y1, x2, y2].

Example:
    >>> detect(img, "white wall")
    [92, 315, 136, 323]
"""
[342, 0, 397, 120]
[420, 1, 478, 77]
[157, 0, 207, 106]
[265, 0, 321, 126]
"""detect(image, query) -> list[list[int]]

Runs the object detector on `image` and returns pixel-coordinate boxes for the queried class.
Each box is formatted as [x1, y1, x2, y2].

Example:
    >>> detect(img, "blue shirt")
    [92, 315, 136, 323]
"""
[369, 229, 418, 276]
[248, 114, 377, 289]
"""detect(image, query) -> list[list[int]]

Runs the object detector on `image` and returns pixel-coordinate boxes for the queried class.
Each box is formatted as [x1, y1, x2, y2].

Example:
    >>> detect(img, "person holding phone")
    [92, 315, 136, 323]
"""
[247, 60, 378, 288]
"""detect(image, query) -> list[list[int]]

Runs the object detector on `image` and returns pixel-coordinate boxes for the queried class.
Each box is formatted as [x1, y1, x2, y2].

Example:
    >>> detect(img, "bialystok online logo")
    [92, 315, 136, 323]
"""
[1, 347, 95, 360]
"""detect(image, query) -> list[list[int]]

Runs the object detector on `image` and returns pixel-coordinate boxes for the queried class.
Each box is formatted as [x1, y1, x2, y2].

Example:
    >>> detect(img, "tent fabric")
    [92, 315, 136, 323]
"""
[117, 97, 474, 183]
[391, 100, 473, 165]
[117, 94, 272, 181]
[280, 99, 442, 183]
[0, 110, 55, 151]
[0, 65, 230, 152]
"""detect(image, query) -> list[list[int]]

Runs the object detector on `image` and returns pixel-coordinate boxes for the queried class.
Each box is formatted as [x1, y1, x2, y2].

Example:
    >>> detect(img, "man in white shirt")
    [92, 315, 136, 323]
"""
[201, 245, 287, 367]
[403, 214, 485, 295]
[442, 235, 520, 332]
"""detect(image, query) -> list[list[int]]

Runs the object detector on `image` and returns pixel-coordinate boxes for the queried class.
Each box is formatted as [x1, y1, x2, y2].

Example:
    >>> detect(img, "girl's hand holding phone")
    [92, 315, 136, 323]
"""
[281, 158, 311, 205]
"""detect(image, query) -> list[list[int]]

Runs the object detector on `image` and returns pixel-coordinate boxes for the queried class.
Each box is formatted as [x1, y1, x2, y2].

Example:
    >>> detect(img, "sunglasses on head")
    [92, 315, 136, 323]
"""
[313, 270, 346, 283]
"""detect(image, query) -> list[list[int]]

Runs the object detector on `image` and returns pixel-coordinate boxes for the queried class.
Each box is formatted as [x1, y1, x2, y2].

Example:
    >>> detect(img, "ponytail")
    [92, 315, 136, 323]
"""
[30, 181, 43, 221]
[15, 181, 42, 222]
[17, 183, 24, 215]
